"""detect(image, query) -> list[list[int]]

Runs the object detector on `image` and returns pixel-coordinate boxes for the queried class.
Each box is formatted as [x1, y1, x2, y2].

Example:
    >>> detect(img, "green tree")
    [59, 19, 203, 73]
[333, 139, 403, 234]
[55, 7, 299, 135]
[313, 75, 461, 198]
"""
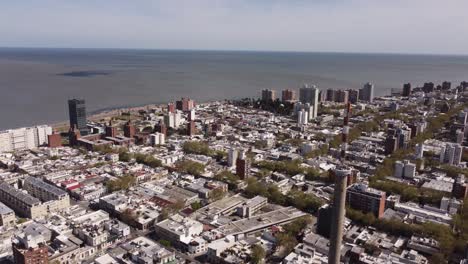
[175, 160, 206, 176]
[250, 244, 266, 264]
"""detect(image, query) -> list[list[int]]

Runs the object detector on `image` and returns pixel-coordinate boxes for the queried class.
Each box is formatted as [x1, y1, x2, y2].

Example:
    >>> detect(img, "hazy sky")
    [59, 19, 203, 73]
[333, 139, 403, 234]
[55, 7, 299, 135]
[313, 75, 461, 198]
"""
[1, 0, 468, 54]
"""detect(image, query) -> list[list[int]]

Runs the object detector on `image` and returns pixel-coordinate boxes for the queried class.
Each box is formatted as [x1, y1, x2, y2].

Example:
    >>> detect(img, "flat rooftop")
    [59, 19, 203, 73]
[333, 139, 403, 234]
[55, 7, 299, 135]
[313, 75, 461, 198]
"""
[217, 207, 306, 235]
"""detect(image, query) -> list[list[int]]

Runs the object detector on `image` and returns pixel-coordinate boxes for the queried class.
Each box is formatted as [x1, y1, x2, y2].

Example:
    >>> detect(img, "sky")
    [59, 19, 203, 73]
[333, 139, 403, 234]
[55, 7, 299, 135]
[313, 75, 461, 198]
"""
[1, 0, 468, 54]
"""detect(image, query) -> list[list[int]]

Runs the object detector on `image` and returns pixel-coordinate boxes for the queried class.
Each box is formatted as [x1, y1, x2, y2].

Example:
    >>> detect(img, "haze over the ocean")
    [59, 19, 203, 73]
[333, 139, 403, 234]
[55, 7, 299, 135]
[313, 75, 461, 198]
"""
[1, 1, 468, 129]
[1, 48, 468, 130]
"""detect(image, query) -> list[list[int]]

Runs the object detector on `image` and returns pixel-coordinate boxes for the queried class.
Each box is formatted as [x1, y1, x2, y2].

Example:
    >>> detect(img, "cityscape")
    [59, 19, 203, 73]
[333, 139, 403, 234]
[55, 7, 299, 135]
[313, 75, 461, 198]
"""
[2, 1, 468, 264]
[0, 81, 467, 264]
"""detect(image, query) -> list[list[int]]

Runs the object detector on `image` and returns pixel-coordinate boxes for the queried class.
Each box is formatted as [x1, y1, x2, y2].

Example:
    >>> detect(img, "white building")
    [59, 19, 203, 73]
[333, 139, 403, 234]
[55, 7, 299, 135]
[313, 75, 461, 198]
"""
[440, 143, 463, 166]
[415, 143, 424, 159]
[297, 109, 309, 126]
[150, 133, 165, 146]
[164, 111, 182, 129]
[394, 160, 416, 178]
[0, 125, 52, 152]
[299, 84, 319, 119]
[227, 148, 239, 168]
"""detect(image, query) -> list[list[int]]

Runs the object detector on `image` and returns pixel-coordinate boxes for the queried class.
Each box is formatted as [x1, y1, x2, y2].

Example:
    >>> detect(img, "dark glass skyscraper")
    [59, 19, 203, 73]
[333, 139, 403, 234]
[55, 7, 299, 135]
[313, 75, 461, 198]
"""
[68, 99, 88, 135]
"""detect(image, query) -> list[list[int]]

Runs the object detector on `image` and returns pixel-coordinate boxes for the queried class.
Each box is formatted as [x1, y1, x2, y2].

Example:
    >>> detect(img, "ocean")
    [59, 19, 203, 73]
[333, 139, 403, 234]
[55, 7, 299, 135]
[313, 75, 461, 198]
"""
[0, 48, 468, 130]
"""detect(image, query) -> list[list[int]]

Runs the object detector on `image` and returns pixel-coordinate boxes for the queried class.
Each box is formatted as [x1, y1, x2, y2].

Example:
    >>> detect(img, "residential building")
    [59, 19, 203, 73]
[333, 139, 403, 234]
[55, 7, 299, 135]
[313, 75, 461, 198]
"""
[22, 177, 70, 212]
[262, 89, 276, 101]
[0, 126, 52, 152]
[0, 202, 15, 228]
[150, 133, 165, 146]
[282, 89, 296, 102]
[403, 83, 412, 96]
[236, 150, 250, 179]
[359, 82, 374, 102]
[346, 183, 386, 218]
[0, 182, 46, 219]
[440, 143, 463, 166]
[299, 84, 319, 118]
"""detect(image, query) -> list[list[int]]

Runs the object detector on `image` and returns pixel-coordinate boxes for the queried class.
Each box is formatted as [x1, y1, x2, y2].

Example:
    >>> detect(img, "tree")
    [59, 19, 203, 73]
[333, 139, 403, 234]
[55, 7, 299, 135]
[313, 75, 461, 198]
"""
[191, 201, 202, 211]
[250, 244, 266, 264]
[158, 240, 171, 248]
[182, 141, 214, 156]
[106, 175, 136, 192]
[175, 160, 205, 176]
[211, 188, 225, 201]
[119, 150, 132, 162]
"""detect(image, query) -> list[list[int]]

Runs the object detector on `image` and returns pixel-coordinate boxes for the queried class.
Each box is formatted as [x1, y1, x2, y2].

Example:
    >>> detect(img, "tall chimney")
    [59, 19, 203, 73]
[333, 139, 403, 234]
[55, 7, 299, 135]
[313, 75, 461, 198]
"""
[328, 102, 352, 264]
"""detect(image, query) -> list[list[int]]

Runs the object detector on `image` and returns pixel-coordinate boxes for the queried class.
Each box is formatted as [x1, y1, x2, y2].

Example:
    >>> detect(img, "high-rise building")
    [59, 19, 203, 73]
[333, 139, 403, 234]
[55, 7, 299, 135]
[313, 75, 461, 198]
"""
[167, 102, 176, 113]
[236, 150, 250, 179]
[359, 82, 374, 102]
[423, 82, 435, 93]
[176, 98, 195, 111]
[335, 90, 349, 104]
[394, 160, 416, 178]
[155, 121, 167, 137]
[123, 121, 136, 138]
[150, 133, 165, 146]
[164, 112, 182, 129]
[442, 81, 451, 90]
[188, 109, 196, 121]
[316, 204, 333, 238]
[297, 109, 309, 126]
[281, 89, 296, 102]
[187, 121, 196, 136]
[346, 183, 386, 218]
[0, 126, 52, 152]
[261, 89, 276, 101]
[440, 143, 463, 166]
[227, 148, 239, 168]
[68, 99, 88, 135]
[326, 89, 336, 102]
[299, 84, 319, 119]
[453, 175, 467, 199]
[415, 143, 424, 159]
[402, 83, 412, 96]
[348, 89, 359, 104]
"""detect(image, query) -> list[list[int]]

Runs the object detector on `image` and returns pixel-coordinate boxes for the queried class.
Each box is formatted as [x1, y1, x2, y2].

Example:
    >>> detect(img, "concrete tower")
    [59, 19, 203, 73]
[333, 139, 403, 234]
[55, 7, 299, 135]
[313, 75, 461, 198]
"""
[328, 102, 352, 264]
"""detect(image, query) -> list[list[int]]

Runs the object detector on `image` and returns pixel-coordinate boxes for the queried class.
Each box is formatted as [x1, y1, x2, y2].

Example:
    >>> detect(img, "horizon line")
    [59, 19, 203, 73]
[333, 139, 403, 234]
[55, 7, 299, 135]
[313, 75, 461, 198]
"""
[1, 46, 468, 57]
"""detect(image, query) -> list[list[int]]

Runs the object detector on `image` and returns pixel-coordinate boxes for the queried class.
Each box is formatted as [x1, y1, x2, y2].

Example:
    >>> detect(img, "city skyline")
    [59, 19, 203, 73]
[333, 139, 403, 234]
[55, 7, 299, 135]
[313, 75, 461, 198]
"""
[1, 1, 468, 55]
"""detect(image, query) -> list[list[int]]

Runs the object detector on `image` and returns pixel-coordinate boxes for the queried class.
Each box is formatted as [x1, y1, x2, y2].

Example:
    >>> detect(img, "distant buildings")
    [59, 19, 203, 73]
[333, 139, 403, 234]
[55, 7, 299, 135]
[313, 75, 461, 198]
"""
[297, 109, 309, 126]
[359, 82, 374, 102]
[281, 89, 296, 102]
[0, 125, 52, 152]
[346, 183, 386, 218]
[68, 98, 88, 135]
[299, 84, 319, 119]
[176, 98, 195, 111]
[402, 83, 412, 96]
[123, 121, 136, 138]
[164, 111, 182, 129]
[262, 89, 276, 101]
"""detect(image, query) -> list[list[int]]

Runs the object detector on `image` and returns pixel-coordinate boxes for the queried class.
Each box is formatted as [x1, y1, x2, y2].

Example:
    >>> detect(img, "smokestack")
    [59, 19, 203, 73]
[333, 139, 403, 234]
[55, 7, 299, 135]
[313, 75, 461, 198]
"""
[328, 102, 352, 264]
